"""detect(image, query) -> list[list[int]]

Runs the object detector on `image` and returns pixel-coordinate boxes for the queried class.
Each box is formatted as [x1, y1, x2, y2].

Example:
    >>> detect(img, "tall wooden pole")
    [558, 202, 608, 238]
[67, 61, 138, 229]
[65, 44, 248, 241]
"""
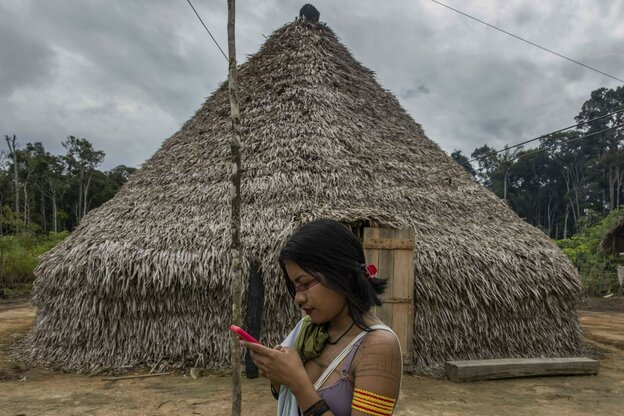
[227, 0, 243, 415]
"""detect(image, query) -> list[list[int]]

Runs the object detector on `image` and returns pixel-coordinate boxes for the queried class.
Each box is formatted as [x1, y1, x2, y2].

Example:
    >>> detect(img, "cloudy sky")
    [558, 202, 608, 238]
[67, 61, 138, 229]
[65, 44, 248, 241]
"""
[1, 0, 623, 170]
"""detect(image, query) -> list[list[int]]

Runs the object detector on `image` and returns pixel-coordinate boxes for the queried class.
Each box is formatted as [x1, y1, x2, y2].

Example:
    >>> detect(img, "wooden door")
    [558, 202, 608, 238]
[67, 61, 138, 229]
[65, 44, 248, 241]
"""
[362, 228, 414, 368]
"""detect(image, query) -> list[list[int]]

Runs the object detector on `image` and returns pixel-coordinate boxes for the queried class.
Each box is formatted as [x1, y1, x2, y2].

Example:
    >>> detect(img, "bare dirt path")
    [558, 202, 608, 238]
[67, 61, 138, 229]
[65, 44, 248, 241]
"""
[0, 303, 623, 416]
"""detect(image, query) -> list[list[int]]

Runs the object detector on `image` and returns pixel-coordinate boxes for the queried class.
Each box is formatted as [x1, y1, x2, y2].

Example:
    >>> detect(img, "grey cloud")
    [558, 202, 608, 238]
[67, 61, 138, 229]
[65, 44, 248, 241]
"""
[513, 8, 538, 26]
[401, 85, 430, 99]
[1, 0, 623, 171]
[0, 4, 55, 96]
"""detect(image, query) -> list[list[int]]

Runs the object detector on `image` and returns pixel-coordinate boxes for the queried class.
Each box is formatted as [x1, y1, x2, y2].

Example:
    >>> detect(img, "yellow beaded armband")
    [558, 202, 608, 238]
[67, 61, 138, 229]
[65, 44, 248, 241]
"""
[351, 388, 396, 415]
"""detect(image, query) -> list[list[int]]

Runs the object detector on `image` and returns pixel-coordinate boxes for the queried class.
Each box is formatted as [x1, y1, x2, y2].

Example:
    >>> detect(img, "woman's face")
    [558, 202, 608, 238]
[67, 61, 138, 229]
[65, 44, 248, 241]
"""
[284, 260, 348, 324]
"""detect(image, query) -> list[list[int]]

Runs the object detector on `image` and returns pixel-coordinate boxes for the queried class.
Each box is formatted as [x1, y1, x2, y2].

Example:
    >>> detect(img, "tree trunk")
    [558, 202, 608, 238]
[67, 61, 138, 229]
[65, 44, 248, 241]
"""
[227, 1, 243, 415]
[6, 135, 19, 228]
[617, 165, 622, 208]
[52, 192, 58, 233]
[77, 169, 84, 223]
[563, 204, 569, 239]
[546, 198, 552, 237]
[83, 172, 92, 218]
[503, 171, 508, 202]
[23, 185, 28, 226]
[608, 165, 615, 211]
[41, 191, 46, 232]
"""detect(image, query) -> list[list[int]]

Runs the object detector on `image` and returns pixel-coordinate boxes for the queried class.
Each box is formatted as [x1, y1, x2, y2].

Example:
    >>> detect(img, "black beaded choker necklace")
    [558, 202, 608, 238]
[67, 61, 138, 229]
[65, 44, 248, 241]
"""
[327, 321, 356, 345]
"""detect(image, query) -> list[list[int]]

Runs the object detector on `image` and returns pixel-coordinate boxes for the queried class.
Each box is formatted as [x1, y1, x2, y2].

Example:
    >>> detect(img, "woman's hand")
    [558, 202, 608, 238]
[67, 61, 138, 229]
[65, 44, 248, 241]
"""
[241, 341, 309, 391]
[257, 345, 283, 380]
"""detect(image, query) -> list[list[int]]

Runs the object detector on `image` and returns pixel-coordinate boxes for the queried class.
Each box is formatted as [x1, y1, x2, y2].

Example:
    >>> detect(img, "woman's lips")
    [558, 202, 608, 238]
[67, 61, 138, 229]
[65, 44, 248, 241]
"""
[303, 308, 314, 315]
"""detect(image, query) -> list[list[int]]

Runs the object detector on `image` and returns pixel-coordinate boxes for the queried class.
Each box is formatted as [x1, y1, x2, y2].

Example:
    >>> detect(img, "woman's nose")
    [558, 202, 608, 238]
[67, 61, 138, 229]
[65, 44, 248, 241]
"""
[294, 291, 306, 305]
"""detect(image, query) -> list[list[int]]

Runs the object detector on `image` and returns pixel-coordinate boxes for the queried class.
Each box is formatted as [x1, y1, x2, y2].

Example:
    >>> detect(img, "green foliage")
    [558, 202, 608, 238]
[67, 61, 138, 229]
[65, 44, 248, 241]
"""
[0, 231, 69, 298]
[465, 86, 624, 239]
[450, 150, 476, 177]
[557, 208, 624, 296]
[1, 134, 134, 233]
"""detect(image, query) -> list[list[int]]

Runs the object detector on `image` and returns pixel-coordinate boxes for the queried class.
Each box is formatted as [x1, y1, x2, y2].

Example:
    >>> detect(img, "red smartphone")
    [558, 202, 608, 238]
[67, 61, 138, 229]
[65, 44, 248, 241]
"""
[230, 325, 259, 344]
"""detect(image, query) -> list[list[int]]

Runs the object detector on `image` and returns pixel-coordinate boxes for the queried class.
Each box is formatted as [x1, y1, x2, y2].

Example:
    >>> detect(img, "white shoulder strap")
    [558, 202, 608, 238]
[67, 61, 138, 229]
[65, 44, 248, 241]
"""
[313, 330, 368, 389]
[313, 324, 399, 389]
[314, 324, 403, 392]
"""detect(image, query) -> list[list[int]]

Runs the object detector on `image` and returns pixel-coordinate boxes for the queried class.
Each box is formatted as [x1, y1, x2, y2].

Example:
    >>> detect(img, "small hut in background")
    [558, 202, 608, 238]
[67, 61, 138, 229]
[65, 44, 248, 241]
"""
[600, 216, 624, 289]
[20, 9, 586, 375]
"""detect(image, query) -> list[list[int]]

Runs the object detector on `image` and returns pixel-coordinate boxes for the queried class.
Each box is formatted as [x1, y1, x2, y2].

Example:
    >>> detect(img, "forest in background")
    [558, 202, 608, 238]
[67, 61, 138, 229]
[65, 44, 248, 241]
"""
[452, 86, 624, 240]
[0, 136, 135, 297]
[1, 86, 623, 297]
[1, 135, 135, 234]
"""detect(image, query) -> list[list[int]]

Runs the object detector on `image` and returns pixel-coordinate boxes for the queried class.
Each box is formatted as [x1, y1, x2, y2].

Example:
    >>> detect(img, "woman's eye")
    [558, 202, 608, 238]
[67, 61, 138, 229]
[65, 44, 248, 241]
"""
[295, 280, 314, 292]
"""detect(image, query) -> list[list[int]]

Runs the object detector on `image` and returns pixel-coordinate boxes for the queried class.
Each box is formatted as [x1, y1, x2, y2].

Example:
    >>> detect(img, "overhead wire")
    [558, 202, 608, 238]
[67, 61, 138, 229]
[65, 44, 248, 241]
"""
[417, 108, 624, 184]
[185, 0, 228, 61]
[499, 123, 622, 167]
[429, 123, 623, 186]
[429, 0, 624, 84]
[180, 0, 624, 188]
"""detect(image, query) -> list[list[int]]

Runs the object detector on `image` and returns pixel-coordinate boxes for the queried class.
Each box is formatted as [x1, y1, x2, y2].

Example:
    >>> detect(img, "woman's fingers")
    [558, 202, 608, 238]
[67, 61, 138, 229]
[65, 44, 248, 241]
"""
[241, 341, 274, 356]
[249, 350, 271, 371]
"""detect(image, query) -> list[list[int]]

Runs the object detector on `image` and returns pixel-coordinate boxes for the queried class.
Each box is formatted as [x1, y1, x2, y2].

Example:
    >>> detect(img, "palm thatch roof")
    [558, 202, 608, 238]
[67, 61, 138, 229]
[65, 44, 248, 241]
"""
[19, 15, 586, 375]
[600, 215, 624, 254]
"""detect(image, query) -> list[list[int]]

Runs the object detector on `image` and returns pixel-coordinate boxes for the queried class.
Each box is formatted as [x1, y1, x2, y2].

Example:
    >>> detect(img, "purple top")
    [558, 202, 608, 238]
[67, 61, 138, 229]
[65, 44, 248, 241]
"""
[317, 337, 365, 416]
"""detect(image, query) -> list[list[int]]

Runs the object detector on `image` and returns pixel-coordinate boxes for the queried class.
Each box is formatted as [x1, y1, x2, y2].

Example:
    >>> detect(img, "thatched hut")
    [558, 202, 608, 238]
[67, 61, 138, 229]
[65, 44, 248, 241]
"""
[600, 215, 624, 255]
[21, 11, 585, 375]
[599, 214, 624, 289]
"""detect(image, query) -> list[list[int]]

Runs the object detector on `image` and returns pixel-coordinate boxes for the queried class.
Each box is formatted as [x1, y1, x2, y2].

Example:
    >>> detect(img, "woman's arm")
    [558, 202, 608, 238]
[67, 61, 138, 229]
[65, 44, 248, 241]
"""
[350, 330, 402, 415]
[244, 341, 335, 415]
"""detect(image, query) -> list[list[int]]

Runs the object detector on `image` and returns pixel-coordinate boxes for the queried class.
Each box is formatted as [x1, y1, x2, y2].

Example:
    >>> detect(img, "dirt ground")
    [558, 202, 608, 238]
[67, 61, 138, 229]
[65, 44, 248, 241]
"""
[0, 300, 623, 416]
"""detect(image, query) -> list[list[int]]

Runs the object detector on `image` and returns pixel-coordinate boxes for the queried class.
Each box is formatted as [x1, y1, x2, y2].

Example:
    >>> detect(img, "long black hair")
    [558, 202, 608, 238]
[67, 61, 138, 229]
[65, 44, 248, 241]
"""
[278, 219, 387, 330]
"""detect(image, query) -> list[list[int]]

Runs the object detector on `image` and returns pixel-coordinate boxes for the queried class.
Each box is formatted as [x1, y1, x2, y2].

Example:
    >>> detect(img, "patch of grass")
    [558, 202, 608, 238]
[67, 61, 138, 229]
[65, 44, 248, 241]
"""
[0, 283, 33, 299]
[557, 209, 623, 296]
[0, 231, 69, 297]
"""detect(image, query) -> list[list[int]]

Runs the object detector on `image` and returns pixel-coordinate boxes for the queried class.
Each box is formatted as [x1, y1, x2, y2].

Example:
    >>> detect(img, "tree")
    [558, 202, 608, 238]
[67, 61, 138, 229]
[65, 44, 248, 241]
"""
[450, 150, 476, 177]
[507, 148, 562, 236]
[498, 145, 523, 202]
[470, 144, 498, 189]
[5, 135, 19, 225]
[107, 165, 137, 187]
[470, 144, 521, 202]
[574, 86, 624, 212]
[26, 146, 68, 233]
[0, 149, 10, 234]
[61, 136, 105, 224]
[0, 135, 130, 235]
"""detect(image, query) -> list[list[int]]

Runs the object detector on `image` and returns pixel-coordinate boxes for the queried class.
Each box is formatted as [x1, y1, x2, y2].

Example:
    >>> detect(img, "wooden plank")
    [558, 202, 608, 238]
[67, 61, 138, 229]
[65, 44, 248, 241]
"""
[363, 228, 380, 319]
[363, 238, 414, 250]
[391, 229, 414, 366]
[363, 227, 380, 282]
[362, 227, 415, 368]
[369, 228, 390, 324]
[445, 358, 600, 383]
[377, 229, 395, 327]
[382, 298, 412, 303]
[393, 302, 412, 365]
[102, 373, 171, 381]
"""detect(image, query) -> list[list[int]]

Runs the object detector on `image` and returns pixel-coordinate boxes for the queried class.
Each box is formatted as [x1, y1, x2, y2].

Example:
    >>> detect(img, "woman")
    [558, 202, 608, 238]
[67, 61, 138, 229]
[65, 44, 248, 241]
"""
[241, 219, 402, 416]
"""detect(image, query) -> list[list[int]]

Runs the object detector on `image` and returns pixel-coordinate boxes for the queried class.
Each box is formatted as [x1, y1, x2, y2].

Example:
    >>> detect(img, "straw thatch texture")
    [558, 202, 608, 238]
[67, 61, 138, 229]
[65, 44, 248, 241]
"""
[19, 18, 585, 374]
[600, 215, 624, 254]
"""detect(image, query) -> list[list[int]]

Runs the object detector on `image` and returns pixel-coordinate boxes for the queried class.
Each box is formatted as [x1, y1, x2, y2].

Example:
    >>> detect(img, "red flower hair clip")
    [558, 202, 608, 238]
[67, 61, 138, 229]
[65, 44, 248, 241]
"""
[364, 264, 378, 279]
